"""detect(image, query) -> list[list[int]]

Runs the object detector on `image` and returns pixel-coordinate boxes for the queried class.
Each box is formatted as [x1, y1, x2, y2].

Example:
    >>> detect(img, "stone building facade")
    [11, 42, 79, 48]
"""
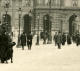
[0, 0, 80, 35]
[34, 0, 80, 35]
[0, 0, 33, 34]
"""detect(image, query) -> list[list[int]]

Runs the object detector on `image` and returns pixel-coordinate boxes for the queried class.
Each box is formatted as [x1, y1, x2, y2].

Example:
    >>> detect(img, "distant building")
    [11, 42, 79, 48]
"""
[0, 0, 33, 34]
[34, 0, 80, 35]
[0, 0, 80, 35]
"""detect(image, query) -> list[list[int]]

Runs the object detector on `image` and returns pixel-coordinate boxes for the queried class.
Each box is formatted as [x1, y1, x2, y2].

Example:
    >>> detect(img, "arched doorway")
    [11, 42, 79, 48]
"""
[2, 14, 11, 33]
[43, 14, 52, 33]
[23, 14, 32, 35]
[69, 14, 77, 36]
[43, 14, 52, 40]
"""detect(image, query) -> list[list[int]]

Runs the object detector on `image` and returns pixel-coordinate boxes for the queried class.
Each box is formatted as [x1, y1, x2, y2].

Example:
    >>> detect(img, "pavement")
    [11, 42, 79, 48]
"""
[0, 39, 80, 71]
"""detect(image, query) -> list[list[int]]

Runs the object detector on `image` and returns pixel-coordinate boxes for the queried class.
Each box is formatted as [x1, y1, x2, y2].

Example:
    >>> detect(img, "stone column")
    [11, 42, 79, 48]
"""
[12, 0, 15, 32]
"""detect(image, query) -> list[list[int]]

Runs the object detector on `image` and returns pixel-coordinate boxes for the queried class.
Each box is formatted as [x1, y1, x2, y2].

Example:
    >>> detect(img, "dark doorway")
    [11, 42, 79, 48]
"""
[43, 14, 52, 40]
[23, 14, 32, 35]
[2, 14, 11, 33]
[69, 14, 77, 36]
[43, 14, 52, 33]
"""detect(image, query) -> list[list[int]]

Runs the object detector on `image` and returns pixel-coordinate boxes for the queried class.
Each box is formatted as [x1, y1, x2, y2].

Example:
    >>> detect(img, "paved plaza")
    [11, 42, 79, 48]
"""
[0, 41, 80, 71]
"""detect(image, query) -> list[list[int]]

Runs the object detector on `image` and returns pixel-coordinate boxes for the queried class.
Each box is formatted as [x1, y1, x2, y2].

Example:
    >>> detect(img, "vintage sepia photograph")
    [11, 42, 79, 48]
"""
[0, 0, 80, 71]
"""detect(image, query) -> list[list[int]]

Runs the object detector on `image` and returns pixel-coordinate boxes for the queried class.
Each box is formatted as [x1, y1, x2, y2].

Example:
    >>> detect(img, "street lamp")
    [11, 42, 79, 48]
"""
[3, 1, 10, 32]
[4, 0, 10, 15]
[47, 0, 52, 44]
[17, 7, 22, 46]
[18, 8, 22, 35]
[2, 14, 8, 32]
[36, 13, 40, 45]
[60, 20, 63, 34]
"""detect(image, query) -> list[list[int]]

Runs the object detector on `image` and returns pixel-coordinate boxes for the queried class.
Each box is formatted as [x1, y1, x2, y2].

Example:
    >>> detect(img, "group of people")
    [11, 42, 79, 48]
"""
[54, 31, 80, 49]
[1, 27, 80, 63]
[0, 29, 16, 63]
[20, 32, 33, 50]
[72, 32, 80, 46]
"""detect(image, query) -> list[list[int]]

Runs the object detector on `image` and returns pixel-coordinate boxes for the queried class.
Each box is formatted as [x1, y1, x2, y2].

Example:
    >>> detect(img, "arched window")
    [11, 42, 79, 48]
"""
[72, 0, 78, 7]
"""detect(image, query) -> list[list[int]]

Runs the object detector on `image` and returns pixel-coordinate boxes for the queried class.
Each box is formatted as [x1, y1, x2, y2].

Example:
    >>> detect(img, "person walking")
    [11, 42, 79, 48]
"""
[67, 34, 71, 45]
[54, 32, 58, 46]
[20, 32, 26, 50]
[76, 33, 80, 46]
[27, 33, 33, 50]
[56, 31, 62, 49]
[62, 33, 66, 45]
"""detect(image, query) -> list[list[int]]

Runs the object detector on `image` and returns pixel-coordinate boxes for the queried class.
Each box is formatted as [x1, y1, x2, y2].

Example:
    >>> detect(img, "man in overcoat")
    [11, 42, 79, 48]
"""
[27, 33, 33, 50]
[20, 32, 26, 50]
[56, 31, 62, 49]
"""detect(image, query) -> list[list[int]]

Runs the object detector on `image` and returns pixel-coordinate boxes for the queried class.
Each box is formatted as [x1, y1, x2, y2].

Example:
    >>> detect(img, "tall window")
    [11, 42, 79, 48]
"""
[60, 0, 64, 7]
[51, 0, 56, 6]
[72, 0, 78, 7]
[56, 0, 60, 6]
[45, 0, 49, 5]
[25, 0, 31, 7]
[37, 0, 42, 5]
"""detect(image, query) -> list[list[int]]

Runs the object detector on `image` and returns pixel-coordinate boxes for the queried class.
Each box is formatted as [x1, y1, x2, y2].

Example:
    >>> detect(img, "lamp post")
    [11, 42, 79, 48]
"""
[17, 8, 22, 46]
[28, 10, 32, 34]
[60, 20, 63, 35]
[4, 1, 9, 21]
[3, 1, 9, 32]
[36, 13, 40, 45]
[47, 0, 52, 44]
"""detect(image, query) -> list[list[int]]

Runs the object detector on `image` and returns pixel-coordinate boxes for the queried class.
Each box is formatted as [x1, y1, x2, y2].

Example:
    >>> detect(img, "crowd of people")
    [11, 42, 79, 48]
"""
[20, 30, 80, 50]
[0, 27, 80, 64]
[53, 31, 80, 49]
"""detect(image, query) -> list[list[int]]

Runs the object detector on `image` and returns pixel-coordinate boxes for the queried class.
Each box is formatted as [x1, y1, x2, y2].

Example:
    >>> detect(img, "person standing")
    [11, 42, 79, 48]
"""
[62, 33, 66, 45]
[0, 31, 11, 63]
[27, 33, 33, 50]
[67, 34, 71, 45]
[56, 31, 62, 49]
[43, 33, 47, 44]
[20, 32, 26, 50]
[54, 32, 58, 46]
[76, 33, 80, 46]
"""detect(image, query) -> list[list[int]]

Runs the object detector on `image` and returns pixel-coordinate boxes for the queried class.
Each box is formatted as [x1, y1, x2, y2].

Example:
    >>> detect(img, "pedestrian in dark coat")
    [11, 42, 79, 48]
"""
[20, 32, 26, 50]
[0, 31, 13, 63]
[76, 33, 80, 46]
[0, 33, 2, 61]
[27, 33, 33, 50]
[43, 33, 47, 44]
[0, 32, 9, 63]
[62, 33, 66, 45]
[54, 32, 58, 46]
[72, 34, 76, 43]
[56, 32, 62, 49]
[67, 34, 71, 45]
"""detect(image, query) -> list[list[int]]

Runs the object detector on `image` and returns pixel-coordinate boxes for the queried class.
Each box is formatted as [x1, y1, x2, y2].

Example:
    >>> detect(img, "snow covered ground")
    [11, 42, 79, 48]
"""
[0, 39, 80, 71]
